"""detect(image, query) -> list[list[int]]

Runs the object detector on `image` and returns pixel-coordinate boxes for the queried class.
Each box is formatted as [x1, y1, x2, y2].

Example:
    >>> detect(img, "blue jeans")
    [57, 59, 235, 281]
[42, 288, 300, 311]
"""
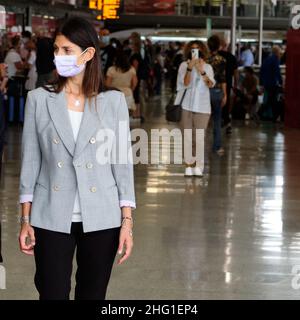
[210, 88, 224, 152]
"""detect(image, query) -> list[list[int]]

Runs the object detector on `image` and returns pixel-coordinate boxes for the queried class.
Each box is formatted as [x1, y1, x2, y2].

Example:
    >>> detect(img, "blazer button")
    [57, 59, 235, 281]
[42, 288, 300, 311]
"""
[86, 162, 93, 169]
[57, 161, 63, 168]
[89, 137, 96, 144]
[90, 187, 97, 193]
[53, 138, 59, 144]
[53, 185, 60, 191]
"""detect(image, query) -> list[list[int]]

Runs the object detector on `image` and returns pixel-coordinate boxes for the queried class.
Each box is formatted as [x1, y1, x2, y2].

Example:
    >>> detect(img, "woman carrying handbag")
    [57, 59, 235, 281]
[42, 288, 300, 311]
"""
[175, 41, 215, 177]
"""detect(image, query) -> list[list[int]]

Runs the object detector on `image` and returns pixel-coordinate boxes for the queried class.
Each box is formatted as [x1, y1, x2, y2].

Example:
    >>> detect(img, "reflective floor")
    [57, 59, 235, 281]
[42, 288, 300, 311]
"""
[1, 88, 300, 300]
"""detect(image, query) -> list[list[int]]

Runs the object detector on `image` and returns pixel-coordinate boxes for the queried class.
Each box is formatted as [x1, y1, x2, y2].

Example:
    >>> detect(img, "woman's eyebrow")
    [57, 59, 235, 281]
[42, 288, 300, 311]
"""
[53, 44, 72, 50]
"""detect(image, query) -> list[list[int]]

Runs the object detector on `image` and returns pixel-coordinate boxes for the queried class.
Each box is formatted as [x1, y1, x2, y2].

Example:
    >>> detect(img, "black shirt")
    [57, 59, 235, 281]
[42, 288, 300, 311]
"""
[219, 50, 238, 88]
[207, 53, 227, 86]
[130, 52, 150, 81]
[101, 45, 117, 75]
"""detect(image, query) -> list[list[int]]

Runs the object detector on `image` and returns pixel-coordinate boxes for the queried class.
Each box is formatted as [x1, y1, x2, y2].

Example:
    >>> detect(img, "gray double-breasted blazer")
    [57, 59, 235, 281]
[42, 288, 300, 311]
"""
[19, 87, 135, 234]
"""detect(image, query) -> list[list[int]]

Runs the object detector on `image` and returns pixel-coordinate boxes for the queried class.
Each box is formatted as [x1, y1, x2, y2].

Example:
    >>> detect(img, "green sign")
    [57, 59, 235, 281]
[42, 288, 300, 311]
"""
[206, 18, 212, 38]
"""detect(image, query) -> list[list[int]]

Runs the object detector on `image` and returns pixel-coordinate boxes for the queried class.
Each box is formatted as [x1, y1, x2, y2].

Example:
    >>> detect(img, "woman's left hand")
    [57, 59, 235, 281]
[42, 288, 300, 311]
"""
[195, 58, 205, 74]
[221, 94, 228, 108]
[117, 223, 133, 265]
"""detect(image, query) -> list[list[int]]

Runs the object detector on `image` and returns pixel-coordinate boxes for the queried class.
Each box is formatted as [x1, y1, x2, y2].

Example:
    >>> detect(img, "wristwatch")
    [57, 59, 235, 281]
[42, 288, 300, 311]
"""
[187, 68, 192, 72]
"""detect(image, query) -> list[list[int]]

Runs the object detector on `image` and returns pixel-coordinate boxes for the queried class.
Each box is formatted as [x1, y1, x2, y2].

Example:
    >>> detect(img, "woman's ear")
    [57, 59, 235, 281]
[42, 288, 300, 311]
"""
[79, 47, 96, 64]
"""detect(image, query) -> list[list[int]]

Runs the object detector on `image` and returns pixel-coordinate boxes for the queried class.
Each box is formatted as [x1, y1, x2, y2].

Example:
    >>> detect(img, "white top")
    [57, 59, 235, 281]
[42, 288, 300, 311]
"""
[175, 61, 215, 114]
[68, 109, 83, 222]
[25, 50, 37, 91]
[4, 49, 22, 79]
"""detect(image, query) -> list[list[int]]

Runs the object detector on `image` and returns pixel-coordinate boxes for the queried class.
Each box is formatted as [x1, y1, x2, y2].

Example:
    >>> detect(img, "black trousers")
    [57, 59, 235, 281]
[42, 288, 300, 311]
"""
[222, 86, 232, 127]
[33, 223, 120, 300]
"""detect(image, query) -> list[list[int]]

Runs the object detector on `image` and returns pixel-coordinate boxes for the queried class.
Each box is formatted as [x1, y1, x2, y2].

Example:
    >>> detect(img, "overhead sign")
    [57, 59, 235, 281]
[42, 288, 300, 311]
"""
[89, 0, 121, 20]
[125, 0, 175, 15]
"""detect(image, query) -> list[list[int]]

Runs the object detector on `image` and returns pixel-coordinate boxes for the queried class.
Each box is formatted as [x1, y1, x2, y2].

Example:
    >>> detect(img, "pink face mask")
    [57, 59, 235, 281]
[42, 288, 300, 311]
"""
[54, 48, 88, 77]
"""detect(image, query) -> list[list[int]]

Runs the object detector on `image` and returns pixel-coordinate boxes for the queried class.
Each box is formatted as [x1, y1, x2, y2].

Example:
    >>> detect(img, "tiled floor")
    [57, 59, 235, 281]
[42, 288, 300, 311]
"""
[1, 89, 300, 300]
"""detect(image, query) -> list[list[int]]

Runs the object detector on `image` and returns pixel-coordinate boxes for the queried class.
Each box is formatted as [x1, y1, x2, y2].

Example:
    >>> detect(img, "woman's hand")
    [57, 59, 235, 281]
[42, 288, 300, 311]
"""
[221, 94, 228, 108]
[195, 58, 205, 74]
[19, 223, 35, 256]
[187, 59, 196, 70]
[117, 220, 133, 265]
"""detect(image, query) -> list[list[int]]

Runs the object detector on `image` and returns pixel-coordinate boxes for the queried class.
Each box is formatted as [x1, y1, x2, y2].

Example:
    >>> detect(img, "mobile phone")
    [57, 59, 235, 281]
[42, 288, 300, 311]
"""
[191, 48, 199, 60]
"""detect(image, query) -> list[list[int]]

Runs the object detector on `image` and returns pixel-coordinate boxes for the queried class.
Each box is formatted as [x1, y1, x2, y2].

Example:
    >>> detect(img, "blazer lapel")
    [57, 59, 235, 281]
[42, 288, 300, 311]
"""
[73, 93, 106, 160]
[47, 90, 76, 156]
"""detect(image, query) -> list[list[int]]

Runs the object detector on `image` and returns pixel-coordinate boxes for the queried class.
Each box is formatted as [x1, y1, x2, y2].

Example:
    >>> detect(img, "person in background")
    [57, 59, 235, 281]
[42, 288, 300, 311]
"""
[25, 40, 37, 92]
[207, 35, 227, 155]
[280, 41, 287, 65]
[5, 36, 27, 122]
[0, 61, 8, 267]
[101, 38, 120, 75]
[123, 39, 131, 58]
[260, 45, 283, 122]
[171, 42, 184, 93]
[144, 38, 155, 98]
[5, 36, 26, 80]
[153, 46, 164, 96]
[129, 34, 150, 123]
[240, 43, 254, 67]
[0, 62, 7, 177]
[176, 41, 215, 177]
[105, 50, 138, 114]
[20, 31, 32, 61]
[36, 28, 55, 88]
[219, 37, 239, 135]
[241, 67, 259, 122]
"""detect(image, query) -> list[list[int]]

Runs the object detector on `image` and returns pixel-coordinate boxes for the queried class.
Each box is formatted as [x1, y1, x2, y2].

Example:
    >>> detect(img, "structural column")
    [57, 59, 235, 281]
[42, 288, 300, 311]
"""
[258, 0, 264, 66]
[231, 0, 237, 56]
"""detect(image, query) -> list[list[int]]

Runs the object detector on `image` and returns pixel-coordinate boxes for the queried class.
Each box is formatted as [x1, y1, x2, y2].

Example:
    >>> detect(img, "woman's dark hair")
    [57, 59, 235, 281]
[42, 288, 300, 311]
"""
[184, 40, 208, 61]
[11, 36, 21, 48]
[114, 50, 131, 73]
[49, 16, 105, 97]
[207, 35, 221, 53]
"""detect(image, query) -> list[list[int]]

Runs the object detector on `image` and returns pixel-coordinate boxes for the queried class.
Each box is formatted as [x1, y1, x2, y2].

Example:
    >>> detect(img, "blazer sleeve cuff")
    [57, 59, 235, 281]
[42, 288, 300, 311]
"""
[120, 200, 136, 209]
[19, 194, 33, 204]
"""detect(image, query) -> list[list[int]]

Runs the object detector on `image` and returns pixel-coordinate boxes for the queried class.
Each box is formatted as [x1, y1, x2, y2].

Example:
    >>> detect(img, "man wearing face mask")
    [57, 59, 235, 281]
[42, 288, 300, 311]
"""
[101, 37, 119, 75]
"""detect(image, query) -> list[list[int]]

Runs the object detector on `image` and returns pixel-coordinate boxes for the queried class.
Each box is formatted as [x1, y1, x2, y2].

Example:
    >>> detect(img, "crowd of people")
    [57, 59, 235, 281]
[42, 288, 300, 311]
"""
[0, 28, 286, 178]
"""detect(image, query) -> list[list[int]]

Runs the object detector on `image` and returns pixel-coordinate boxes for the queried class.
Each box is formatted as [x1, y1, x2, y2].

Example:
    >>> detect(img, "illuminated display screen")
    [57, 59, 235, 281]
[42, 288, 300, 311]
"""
[89, 0, 121, 20]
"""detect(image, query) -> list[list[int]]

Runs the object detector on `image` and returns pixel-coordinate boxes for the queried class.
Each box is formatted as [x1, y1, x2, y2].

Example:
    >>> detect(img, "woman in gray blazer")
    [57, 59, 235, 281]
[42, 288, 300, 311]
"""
[18, 17, 136, 300]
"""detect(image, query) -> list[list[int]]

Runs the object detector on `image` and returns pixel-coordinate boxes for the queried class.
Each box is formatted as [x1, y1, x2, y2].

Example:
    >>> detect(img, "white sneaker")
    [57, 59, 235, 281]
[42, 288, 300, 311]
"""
[193, 167, 203, 177]
[185, 167, 193, 177]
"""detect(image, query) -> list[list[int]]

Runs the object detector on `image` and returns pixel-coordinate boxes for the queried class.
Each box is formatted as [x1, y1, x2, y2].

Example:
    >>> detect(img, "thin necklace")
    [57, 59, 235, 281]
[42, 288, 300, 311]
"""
[65, 87, 82, 107]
